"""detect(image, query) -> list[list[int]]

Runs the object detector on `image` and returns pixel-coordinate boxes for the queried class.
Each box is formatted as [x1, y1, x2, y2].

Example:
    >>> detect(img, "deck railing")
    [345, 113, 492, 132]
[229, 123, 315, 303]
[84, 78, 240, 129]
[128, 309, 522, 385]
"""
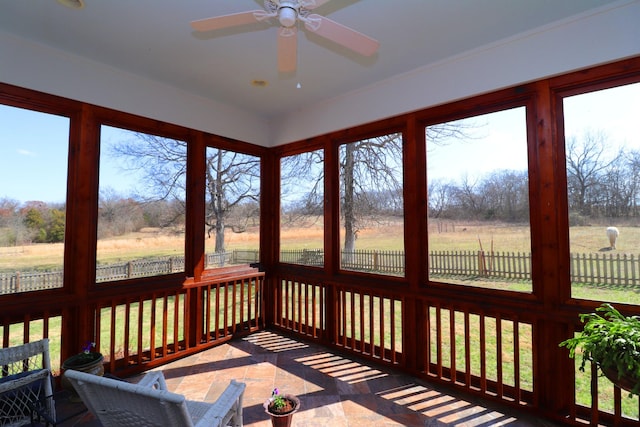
[272, 270, 640, 426]
[0, 267, 264, 378]
[2, 263, 639, 425]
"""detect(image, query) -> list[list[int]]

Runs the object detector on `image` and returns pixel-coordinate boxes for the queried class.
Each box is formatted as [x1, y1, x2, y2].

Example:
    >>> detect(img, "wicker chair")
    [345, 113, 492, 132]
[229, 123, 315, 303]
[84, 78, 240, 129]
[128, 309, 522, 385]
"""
[0, 339, 55, 427]
[64, 369, 245, 427]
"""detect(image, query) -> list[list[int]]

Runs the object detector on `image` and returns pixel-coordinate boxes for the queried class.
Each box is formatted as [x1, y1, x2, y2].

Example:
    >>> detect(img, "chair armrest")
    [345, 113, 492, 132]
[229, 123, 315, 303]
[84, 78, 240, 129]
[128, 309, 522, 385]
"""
[209, 379, 246, 412]
[195, 380, 246, 427]
[136, 371, 168, 390]
[188, 401, 222, 427]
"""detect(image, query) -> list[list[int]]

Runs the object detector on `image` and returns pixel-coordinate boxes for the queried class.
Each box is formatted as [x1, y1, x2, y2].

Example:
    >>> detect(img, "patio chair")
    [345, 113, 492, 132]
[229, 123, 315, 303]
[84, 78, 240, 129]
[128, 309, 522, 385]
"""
[64, 369, 245, 427]
[0, 339, 55, 427]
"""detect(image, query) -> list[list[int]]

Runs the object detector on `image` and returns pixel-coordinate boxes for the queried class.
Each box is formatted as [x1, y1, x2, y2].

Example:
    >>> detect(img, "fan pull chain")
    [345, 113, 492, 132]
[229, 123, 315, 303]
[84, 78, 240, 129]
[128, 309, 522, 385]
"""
[296, 19, 302, 89]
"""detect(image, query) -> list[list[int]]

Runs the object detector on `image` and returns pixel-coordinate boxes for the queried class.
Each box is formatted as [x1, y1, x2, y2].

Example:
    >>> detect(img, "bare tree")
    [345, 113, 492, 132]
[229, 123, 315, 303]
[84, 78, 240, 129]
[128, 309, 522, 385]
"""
[205, 148, 260, 252]
[97, 188, 145, 238]
[600, 159, 634, 217]
[280, 149, 324, 226]
[428, 179, 455, 219]
[452, 173, 486, 219]
[565, 131, 617, 216]
[0, 198, 28, 246]
[109, 133, 260, 253]
[623, 149, 640, 216]
[340, 133, 403, 253]
[279, 123, 477, 257]
[480, 170, 529, 221]
[110, 133, 188, 204]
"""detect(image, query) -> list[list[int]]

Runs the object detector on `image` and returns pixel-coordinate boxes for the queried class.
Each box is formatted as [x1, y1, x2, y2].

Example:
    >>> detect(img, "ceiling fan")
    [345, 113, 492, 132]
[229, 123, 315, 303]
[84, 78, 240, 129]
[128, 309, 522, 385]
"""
[190, 0, 379, 73]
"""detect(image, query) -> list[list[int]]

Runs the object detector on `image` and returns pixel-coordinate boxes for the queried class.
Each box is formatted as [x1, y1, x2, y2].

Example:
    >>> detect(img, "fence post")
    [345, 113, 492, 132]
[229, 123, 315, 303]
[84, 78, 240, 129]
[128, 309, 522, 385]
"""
[477, 251, 486, 276]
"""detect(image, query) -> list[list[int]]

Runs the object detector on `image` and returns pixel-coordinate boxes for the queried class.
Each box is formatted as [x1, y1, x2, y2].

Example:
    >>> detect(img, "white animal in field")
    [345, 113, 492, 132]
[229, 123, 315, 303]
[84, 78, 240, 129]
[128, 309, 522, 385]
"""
[606, 226, 619, 249]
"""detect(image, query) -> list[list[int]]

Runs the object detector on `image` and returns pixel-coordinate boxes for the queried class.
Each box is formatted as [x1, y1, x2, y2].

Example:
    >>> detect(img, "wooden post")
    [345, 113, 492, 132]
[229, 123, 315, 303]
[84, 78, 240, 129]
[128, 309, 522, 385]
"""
[531, 80, 574, 413]
[260, 150, 279, 328]
[62, 104, 100, 364]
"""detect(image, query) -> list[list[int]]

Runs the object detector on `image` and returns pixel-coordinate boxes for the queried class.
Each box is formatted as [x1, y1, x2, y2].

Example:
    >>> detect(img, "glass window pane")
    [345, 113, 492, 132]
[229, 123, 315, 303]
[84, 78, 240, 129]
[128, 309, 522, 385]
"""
[280, 149, 324, 266]
[204, 147, 260, 268]
[563, 82, 640, 304]
[339, 134, 404, 276]
[98, 126, 186, 282]
[426, 107, 531, 292]
[0, 105, 69, 294]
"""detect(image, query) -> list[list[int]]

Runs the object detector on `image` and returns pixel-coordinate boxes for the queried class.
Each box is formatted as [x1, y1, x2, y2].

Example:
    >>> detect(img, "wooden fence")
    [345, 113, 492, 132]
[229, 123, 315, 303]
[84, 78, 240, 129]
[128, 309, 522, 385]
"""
[341, 249, 405, 275]
[95, 256, 185, 282]
[281, 249, 640, 287]
[0, 250, 256, 294]
[429, 250, 532, 280]
[5, 249, 640, 294]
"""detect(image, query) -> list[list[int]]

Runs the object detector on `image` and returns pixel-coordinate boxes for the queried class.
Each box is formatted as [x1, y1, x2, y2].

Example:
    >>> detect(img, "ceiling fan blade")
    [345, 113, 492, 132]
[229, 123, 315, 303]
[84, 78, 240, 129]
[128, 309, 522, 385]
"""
[300, 0, 333, 10]
[190, 10, 263, 32]
[304, 14, 379, 57]
[278, 27, 297, 73]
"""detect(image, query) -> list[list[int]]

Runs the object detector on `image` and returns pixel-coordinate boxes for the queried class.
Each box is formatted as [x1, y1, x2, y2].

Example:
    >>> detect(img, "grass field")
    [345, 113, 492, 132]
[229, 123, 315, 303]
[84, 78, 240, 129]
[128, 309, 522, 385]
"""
[4, 220, 640, 270]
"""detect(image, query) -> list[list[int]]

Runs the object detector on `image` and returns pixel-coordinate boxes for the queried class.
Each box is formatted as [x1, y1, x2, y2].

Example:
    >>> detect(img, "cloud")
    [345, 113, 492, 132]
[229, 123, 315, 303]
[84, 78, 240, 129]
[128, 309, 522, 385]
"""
[17, 149, 36, 156]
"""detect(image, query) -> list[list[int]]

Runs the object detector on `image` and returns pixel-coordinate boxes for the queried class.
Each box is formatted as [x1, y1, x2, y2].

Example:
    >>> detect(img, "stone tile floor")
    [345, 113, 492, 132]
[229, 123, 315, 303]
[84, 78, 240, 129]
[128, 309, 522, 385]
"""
[51, 330, 562, 426]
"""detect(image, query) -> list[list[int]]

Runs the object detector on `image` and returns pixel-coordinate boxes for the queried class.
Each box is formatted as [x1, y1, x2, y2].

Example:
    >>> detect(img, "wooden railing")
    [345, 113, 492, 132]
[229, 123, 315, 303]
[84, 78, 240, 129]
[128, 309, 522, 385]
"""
[3, 262, 639, 425]
[420, 303, 533, 405]
[274, 278, 325, 340]
[96, 273, 263, 375]
[0, 267, 264, 379]
[271, 270, 640, 426]
[334, 285, 402, 365]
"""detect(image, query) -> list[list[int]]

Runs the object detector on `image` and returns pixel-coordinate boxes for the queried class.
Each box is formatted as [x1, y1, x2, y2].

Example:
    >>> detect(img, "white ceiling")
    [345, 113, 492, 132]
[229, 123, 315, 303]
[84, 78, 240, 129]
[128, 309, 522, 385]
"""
[0, 0, 623, 122]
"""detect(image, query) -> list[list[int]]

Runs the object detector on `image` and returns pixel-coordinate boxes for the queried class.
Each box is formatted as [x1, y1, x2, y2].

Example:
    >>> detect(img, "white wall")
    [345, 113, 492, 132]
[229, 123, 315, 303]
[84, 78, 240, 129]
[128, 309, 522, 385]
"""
[271, 0, 640, 146]
[0, 31, 271, 146]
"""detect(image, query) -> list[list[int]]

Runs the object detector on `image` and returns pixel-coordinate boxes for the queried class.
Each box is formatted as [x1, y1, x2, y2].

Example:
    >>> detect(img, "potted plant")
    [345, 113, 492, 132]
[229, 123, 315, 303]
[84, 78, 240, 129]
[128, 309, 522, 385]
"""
[559, 303, 640, 395]
[263, 388, 300, 427]
[61, 341, 104, 398]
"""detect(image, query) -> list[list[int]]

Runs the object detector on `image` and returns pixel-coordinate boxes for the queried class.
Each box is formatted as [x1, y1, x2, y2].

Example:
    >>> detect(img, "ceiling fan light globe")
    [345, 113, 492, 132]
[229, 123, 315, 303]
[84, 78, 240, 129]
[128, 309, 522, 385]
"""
[279, 7, 297, 27]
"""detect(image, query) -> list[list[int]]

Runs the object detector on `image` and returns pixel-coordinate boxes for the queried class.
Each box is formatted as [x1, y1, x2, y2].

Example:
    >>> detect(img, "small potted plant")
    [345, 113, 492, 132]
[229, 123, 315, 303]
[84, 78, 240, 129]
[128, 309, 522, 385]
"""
[62, 341, 104, 372]
[61, 341, 104, 398]
[559, 303, 640, 395]
[263, 388, 300, 427]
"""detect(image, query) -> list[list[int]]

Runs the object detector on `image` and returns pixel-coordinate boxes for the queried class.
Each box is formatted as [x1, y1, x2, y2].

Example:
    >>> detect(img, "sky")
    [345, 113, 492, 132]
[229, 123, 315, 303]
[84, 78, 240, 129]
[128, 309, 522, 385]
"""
[0, 115, 143, 204]
[1, 83, 639, 204]
[0, 106, 70, 204]
[426, 106, 528, 182]
[427, 82, 640, 183]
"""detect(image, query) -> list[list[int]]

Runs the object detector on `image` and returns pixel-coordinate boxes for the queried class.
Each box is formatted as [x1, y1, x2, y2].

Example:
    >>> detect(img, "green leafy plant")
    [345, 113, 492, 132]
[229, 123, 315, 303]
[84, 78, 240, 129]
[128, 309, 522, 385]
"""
[270, 388, 285, 410]
[560, 303, 640, 395]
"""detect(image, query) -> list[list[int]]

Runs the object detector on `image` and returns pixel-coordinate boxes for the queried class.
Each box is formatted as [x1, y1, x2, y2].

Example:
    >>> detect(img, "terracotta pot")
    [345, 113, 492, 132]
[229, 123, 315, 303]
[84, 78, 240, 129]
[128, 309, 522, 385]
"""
[61, 352, 105, 397]
[263, 394, 300, 427]
[602, 365, 640, 394]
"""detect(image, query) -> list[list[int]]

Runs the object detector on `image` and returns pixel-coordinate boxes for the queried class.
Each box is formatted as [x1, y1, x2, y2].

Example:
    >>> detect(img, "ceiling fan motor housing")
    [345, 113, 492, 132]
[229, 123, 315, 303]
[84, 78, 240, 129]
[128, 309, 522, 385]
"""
[278, 1, 299, 27]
